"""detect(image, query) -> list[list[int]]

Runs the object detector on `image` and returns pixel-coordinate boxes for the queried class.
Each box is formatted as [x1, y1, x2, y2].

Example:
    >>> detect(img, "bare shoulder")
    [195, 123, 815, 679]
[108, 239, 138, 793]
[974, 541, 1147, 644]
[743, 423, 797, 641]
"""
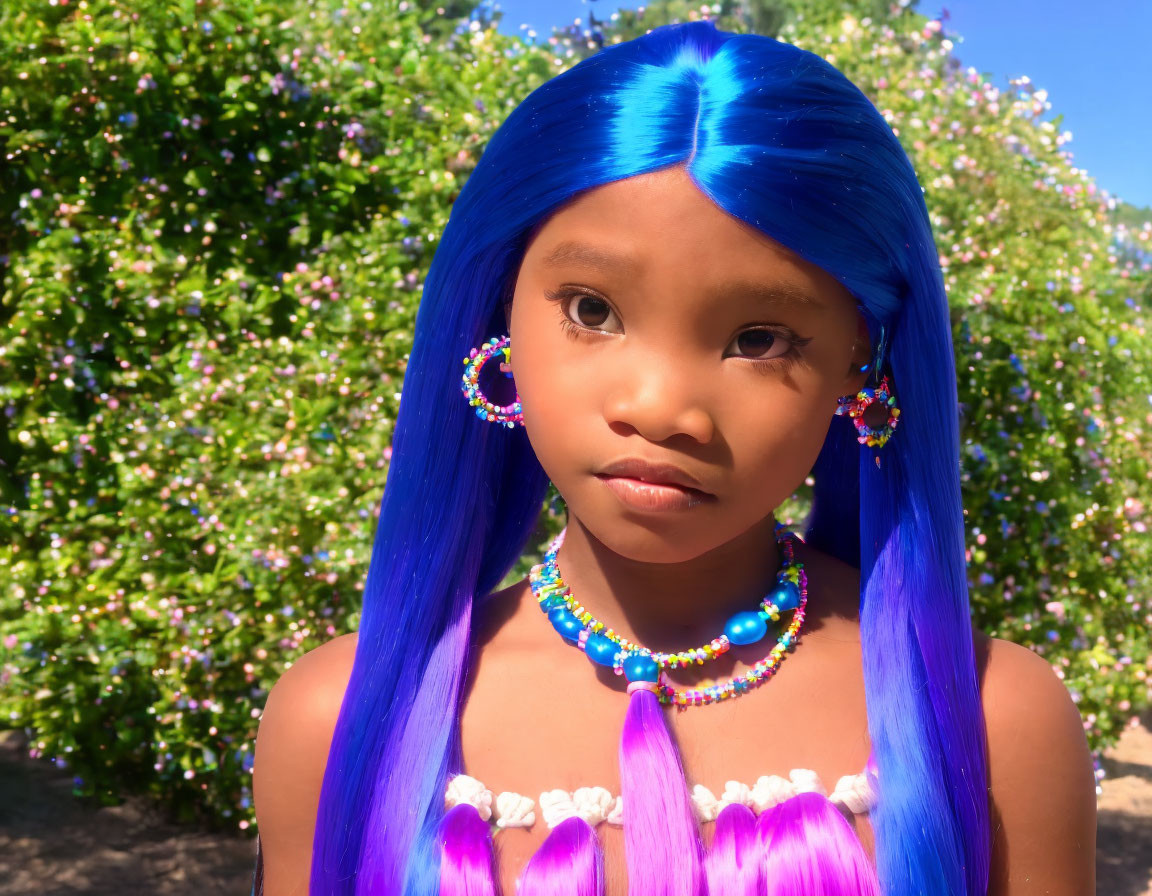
[252, 632, 360, 895]
[975, 632, 1097, 895]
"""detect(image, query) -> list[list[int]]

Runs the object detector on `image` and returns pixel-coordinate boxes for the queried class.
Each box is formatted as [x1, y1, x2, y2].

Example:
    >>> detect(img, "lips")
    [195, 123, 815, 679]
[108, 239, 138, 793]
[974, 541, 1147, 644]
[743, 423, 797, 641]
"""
[595, 457, 712, 496]
[598, 475, 710, 511]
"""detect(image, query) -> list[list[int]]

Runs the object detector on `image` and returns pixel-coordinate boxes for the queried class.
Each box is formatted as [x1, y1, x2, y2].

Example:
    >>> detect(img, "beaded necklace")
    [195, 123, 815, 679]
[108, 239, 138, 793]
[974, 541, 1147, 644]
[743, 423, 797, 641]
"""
[528, 523, 809, 708]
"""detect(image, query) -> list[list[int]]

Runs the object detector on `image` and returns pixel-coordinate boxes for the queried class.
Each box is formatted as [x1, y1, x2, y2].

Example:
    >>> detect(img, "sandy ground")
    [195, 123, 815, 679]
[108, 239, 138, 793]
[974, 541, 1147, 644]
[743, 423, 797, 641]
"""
[1098, 708, 1152, 896]
[0, 714, 1149, 895]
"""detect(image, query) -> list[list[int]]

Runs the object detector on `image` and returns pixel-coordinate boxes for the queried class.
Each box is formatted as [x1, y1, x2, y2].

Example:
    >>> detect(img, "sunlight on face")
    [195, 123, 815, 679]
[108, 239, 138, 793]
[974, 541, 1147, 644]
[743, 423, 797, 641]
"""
[506, 164, 871, 562]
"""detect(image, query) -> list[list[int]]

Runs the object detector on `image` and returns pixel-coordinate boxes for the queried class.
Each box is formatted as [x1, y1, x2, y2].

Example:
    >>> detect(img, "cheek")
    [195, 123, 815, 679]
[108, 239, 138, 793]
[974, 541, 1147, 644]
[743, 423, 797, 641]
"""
[512, 301, 599, 423]
[513, 336, 592, 480]
[730, 397, 833, 506]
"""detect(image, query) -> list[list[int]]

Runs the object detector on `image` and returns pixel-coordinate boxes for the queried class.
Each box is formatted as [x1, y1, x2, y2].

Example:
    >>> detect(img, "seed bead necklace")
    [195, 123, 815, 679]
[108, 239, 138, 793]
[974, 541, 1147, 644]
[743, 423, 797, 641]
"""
[528, 522, 809, 709]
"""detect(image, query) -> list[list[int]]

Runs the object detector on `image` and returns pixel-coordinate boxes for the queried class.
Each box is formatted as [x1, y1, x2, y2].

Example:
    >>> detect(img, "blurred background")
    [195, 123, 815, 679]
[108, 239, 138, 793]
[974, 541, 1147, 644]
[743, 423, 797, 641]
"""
[0, 0, 1148, 892]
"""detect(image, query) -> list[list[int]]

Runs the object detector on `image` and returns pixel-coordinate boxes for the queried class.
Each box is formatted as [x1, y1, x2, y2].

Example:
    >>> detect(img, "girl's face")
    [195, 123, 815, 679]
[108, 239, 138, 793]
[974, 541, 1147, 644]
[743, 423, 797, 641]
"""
[506, 164, 871, 562]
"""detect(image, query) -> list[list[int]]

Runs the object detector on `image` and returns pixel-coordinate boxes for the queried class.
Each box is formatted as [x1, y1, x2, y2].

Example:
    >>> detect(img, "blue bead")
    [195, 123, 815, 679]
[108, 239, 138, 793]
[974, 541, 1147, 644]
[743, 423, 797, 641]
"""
[771, 579, 801, 611]
[585, 632, 618, 667]
[548, 607, 584, 643]
[724, 610, 767, 646]
[623, 653, 660, 682]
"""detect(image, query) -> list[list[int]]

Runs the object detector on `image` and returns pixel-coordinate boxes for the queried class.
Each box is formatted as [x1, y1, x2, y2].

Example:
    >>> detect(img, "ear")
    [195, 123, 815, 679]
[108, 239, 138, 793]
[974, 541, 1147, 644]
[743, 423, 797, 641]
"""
[844, 313, 873, 395]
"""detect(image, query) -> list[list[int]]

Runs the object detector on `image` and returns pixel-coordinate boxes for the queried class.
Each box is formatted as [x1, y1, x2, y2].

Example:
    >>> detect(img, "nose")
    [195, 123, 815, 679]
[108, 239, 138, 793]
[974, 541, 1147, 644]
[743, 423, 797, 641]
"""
[601, 353, 715, 444]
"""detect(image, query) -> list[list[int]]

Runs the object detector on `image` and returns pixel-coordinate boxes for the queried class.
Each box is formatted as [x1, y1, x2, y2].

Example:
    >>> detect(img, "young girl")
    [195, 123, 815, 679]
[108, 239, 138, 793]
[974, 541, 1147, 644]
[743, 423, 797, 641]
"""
[251, 19, 1096, 896]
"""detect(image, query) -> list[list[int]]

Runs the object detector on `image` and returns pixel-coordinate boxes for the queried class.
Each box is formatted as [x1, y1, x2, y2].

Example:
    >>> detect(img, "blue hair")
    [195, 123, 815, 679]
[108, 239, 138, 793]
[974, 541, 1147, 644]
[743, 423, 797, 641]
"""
[308, 20, 990, 895]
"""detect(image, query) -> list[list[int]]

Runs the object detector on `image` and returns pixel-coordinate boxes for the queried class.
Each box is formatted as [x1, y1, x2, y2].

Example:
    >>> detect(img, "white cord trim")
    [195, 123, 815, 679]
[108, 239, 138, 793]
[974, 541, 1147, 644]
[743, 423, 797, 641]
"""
[828, 771, 879, 816]
[446, 767, 875, 830]
[444, 774, 494, 822]
[494, 790, 536, 829]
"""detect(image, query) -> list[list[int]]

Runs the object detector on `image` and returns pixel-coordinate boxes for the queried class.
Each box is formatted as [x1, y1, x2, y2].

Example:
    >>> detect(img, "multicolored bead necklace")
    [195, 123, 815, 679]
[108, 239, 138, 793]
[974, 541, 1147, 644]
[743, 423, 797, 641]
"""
[528, 523, 809, 709]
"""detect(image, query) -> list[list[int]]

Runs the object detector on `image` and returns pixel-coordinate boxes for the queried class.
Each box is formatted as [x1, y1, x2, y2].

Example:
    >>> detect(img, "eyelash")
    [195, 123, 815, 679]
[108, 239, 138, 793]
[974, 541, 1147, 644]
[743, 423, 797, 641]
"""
[544, 288, 813, 373]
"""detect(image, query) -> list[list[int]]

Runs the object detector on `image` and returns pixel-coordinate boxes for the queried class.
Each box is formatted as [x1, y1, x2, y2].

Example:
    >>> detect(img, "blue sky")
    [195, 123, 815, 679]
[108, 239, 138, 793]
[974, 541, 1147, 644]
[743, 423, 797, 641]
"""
[486, 0, 1150, 209]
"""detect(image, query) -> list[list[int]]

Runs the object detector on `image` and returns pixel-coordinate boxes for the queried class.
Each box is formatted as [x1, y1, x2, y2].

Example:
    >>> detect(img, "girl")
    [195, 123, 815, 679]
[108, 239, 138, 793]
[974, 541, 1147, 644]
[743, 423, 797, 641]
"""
[251, 19, 1096, 896]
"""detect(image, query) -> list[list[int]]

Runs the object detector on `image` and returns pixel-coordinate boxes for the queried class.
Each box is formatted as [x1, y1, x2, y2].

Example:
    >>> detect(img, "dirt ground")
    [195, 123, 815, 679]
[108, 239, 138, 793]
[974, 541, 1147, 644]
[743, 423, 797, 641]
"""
[0, 713, 1149, 895]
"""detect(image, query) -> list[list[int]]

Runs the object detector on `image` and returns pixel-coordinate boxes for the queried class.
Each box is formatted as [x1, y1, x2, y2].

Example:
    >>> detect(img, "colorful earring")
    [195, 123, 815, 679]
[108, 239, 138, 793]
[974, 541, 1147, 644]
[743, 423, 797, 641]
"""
[835, 373, 901, 448]
[835, 324, 901, 449]
[461, 334, 524, 428]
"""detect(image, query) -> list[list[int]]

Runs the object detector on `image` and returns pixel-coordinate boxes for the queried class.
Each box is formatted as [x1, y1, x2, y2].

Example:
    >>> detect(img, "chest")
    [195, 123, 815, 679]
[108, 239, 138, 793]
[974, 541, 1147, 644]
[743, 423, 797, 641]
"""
[458, 626, 874, 895]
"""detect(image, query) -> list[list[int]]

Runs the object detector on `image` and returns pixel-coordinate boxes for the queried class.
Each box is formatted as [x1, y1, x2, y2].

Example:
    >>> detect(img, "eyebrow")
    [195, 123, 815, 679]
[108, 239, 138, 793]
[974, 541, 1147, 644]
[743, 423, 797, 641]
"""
[541, 241, 824, 308]
[542, 241, 640, 275]
[710, 280, 824, 309]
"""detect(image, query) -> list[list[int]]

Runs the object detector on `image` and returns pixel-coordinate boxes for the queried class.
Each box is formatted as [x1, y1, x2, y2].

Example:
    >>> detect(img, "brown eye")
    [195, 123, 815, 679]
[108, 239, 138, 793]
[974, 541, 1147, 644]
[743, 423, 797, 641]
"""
[734, 329, 781, 359]
[568, 293, 614, 330]
[726, 327, 813, 372]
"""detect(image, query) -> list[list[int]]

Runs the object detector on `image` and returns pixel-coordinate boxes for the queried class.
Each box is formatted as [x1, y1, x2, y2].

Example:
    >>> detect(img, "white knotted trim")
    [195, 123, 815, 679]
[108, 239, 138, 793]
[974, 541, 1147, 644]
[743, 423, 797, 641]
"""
[444, 774, 494, 821]
[446, 765, 874, 831]
[605, 794, 624, 826]
[828, 772, 878, 815]
[789, 767, 828, 797]
[494, 791, 535, 829]
[571, 785, 616, 825]
[749, 774, 796, 812]
[537, 785, 616, 828]
[538, 788, 578, 829]
[719, 780, 755, 810]
[691, 784, 721, 823]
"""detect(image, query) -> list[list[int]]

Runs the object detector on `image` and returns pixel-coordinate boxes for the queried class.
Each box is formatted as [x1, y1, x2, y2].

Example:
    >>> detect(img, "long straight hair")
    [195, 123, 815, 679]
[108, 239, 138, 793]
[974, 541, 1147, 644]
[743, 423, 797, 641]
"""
[308, 20, 990, 896]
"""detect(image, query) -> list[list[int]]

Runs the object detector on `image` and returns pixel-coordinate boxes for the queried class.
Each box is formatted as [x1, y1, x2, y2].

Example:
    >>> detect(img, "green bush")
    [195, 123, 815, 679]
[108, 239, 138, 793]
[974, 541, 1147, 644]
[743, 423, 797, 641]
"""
[0, 0, 1147, 832]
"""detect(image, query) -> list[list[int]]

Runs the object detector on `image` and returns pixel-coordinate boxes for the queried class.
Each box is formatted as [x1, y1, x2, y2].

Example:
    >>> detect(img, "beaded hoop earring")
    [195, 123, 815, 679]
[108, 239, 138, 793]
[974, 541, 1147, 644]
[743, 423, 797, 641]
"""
[460, 334, 524, 428]
[835, 374, 901, 447]
[835, 323, 901, 450]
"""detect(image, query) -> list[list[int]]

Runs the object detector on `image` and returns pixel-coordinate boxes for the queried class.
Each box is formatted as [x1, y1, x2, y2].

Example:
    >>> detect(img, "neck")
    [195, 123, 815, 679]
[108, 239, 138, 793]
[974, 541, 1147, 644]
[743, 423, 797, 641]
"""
[550, 512, 785, 654]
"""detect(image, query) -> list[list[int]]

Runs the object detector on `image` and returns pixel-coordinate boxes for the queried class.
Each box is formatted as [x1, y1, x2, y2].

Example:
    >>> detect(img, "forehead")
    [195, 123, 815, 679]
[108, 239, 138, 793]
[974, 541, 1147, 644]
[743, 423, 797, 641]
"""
[522, 168, 852, 303]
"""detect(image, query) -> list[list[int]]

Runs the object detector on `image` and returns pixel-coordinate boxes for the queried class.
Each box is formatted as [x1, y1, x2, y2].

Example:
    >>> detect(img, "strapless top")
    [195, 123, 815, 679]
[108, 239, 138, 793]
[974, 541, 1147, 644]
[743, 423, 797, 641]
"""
[247, 765, 878, 894]
[443, 765, 877, 831]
